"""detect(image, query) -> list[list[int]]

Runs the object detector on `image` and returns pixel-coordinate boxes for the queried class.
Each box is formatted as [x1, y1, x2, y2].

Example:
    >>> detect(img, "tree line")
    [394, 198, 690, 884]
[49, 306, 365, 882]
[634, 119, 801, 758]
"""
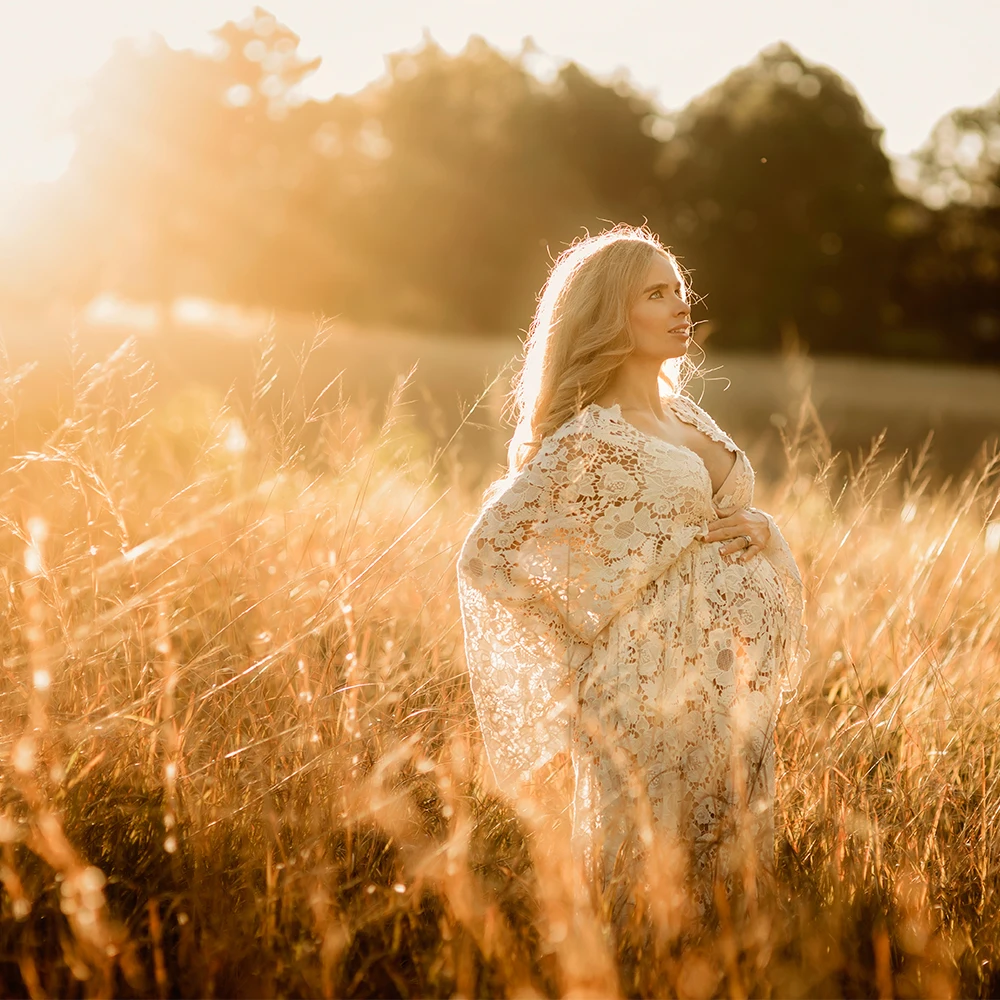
[3, 6, 999, 361]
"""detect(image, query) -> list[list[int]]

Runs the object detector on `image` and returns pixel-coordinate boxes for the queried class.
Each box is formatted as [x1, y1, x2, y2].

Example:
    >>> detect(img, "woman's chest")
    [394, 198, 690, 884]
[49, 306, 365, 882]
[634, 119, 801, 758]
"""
[671, 423, 739, 495]
[632, 416, 741, 499]
[650, 431, 755, 511]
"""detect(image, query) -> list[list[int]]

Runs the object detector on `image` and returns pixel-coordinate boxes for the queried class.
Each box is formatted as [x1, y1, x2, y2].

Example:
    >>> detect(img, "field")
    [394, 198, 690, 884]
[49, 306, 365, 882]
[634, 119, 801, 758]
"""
[1, 319, 1000, 997]
[6, 308, 1000, 482]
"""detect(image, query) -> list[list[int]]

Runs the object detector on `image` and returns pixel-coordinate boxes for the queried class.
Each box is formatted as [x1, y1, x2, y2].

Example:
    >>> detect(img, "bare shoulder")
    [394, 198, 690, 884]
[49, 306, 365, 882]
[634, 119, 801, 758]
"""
[671, 390, 741, 448]
[672, 391, 721, 427]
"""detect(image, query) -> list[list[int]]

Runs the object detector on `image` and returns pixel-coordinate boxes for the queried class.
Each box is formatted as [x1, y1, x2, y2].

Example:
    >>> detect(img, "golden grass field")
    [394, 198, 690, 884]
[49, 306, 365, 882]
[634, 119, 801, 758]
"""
[1, 321, 1000, 997]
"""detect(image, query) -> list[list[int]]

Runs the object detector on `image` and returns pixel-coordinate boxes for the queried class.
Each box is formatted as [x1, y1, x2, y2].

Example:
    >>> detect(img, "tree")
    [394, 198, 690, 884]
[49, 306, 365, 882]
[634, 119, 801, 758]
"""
[899, 93, 1000, 359]
[6, 13, 993, 361]
[656, 42, 901, 354]
[348, 36, 600, 330]
[915, 90, 1000, 209]
[60, 8, 328, 311]
[538, 61, 664, 224]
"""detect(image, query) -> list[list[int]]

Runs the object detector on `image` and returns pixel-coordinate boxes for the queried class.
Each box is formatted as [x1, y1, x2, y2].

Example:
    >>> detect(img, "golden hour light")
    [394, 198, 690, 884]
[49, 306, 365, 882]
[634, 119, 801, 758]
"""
[1, 2, 999, 996]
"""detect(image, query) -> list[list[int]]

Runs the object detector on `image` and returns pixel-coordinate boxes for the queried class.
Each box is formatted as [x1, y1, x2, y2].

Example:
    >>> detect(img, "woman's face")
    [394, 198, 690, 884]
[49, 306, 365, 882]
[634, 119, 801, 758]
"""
[628, 252, 691, 361]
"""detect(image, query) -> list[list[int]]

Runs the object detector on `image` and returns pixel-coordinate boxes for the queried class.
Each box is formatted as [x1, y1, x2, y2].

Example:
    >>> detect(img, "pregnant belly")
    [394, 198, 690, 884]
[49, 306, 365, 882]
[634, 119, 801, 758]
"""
[694, 542, 789, 642]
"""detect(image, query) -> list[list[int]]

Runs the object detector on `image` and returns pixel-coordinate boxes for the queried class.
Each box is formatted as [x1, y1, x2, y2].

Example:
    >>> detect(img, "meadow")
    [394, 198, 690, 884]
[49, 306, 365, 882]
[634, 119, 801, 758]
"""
[1, 319, 1000, 997]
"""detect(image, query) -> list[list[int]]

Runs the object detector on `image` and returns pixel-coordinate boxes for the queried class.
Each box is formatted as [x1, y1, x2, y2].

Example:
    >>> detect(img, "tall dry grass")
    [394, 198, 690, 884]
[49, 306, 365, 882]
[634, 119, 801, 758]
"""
[1, 329, 999, 998]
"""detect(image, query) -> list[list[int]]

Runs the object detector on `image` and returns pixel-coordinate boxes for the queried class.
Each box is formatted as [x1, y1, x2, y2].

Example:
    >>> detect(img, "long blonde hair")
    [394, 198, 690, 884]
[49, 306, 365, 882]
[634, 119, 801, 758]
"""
[504, 224, 694, 475]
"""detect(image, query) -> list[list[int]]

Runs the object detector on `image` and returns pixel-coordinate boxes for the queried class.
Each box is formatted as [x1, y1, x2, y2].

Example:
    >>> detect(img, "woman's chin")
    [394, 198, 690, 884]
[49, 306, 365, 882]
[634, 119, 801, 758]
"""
[661, 342, 690, 360]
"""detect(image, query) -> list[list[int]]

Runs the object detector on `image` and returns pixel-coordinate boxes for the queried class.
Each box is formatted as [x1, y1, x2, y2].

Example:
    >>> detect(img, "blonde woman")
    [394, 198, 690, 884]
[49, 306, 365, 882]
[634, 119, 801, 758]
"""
[456, 225, 806, 907]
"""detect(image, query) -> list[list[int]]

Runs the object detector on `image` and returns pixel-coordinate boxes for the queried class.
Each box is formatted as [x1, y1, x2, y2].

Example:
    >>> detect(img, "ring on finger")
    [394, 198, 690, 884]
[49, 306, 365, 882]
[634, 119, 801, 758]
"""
[742, 535, 752, 548]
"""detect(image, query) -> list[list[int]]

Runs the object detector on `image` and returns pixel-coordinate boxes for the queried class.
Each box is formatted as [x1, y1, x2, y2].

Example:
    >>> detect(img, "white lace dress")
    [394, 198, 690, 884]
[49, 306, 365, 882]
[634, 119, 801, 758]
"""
[456, 394, 806, 886]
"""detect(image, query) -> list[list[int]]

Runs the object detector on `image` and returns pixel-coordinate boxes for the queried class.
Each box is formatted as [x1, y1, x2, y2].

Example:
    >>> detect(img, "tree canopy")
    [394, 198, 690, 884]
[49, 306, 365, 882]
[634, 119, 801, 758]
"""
[2, 7, 998, 361]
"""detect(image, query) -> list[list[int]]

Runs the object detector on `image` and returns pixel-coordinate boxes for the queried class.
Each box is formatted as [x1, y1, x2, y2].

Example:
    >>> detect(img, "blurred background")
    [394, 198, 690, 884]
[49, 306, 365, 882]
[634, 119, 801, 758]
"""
[1, 0, 998, 479]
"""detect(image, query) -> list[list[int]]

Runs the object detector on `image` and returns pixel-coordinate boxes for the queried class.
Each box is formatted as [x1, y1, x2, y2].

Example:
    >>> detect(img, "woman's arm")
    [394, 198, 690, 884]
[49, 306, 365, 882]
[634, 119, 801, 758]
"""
[458, 408, 705, 642]
[457, 408, 707, 789]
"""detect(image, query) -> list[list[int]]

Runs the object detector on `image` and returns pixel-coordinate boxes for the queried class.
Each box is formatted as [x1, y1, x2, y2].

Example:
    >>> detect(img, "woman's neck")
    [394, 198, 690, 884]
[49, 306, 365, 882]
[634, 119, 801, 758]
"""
[597, 355, 666, 418]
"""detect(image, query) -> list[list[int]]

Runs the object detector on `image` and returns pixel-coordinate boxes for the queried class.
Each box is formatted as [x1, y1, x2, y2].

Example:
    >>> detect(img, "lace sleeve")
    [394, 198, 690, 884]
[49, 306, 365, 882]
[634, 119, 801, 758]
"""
[456, 408, 705, 790]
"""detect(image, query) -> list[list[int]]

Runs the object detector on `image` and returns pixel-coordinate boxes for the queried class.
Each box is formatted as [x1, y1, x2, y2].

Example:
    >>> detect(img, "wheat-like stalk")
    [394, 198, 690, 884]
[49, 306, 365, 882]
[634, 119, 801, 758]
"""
[0, 331, 998, 998]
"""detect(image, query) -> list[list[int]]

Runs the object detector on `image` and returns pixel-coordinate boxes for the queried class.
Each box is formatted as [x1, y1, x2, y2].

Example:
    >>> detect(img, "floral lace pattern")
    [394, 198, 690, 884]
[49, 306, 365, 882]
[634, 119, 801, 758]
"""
[456, 394, 806, 889]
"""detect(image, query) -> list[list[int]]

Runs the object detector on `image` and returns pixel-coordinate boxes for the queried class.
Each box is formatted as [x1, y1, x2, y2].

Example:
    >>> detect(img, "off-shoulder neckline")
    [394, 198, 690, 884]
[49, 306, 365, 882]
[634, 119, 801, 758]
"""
[586, 397, 743, 501]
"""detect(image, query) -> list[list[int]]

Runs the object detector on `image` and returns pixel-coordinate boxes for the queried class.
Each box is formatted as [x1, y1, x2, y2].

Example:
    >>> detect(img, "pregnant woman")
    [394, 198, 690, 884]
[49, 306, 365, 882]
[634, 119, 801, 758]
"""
[456, 225, 806, 910]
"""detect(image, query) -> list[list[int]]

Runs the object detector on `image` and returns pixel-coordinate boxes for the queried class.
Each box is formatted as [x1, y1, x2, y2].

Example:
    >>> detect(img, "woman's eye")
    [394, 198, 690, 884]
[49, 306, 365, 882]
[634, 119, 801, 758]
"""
[650, 290, 662, 299]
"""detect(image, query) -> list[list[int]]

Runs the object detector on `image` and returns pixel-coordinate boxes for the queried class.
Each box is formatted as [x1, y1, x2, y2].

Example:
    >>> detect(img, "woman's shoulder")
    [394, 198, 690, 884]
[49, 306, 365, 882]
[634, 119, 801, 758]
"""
[669, 390, 735, 445]
[473, 406, 641, 513]
[534, 402, 642, 459]
[668, 389, 711, 421]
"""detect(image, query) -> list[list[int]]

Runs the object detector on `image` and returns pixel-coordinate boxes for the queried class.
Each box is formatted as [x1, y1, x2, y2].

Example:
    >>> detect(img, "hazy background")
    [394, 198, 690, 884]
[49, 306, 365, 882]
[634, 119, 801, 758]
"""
[4, 8, 1000, 994]
[1, 0, 998, 478]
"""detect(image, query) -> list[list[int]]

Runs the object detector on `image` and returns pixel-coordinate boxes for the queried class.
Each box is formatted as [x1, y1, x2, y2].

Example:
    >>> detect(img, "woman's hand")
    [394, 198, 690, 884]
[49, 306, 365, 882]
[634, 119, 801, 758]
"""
[702, 507, 771, 562]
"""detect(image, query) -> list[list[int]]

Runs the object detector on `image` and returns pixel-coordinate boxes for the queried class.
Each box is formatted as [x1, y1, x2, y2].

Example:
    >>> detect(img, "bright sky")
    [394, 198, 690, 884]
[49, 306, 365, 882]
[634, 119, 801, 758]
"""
[3, 0, 999, 191]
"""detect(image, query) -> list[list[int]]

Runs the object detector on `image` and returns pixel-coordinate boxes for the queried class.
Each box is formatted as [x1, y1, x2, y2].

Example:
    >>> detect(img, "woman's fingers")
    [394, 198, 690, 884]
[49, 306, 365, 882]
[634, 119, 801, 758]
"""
[720, 535, 754, 556]
[703, 522, 752, 542]
[702, 510, 771, 558]
[705, 508, 769, 553]
[706, 512, 740, 531]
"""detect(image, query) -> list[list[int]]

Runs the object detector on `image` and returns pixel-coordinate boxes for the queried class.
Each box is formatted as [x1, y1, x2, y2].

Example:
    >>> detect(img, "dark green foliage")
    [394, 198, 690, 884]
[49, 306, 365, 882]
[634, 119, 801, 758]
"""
[1, 11, 997, 360]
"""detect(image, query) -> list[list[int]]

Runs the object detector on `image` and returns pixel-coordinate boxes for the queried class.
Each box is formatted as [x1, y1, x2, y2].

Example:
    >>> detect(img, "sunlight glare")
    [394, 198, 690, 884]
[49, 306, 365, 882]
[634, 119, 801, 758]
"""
[26, 517, 48, 544]
[12, 737, 35, 774]
[0, 0, 997, 209]
[84, 294, 161, 330]
[986, 521, 1000, 554]
[225, 419, 249, 453]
